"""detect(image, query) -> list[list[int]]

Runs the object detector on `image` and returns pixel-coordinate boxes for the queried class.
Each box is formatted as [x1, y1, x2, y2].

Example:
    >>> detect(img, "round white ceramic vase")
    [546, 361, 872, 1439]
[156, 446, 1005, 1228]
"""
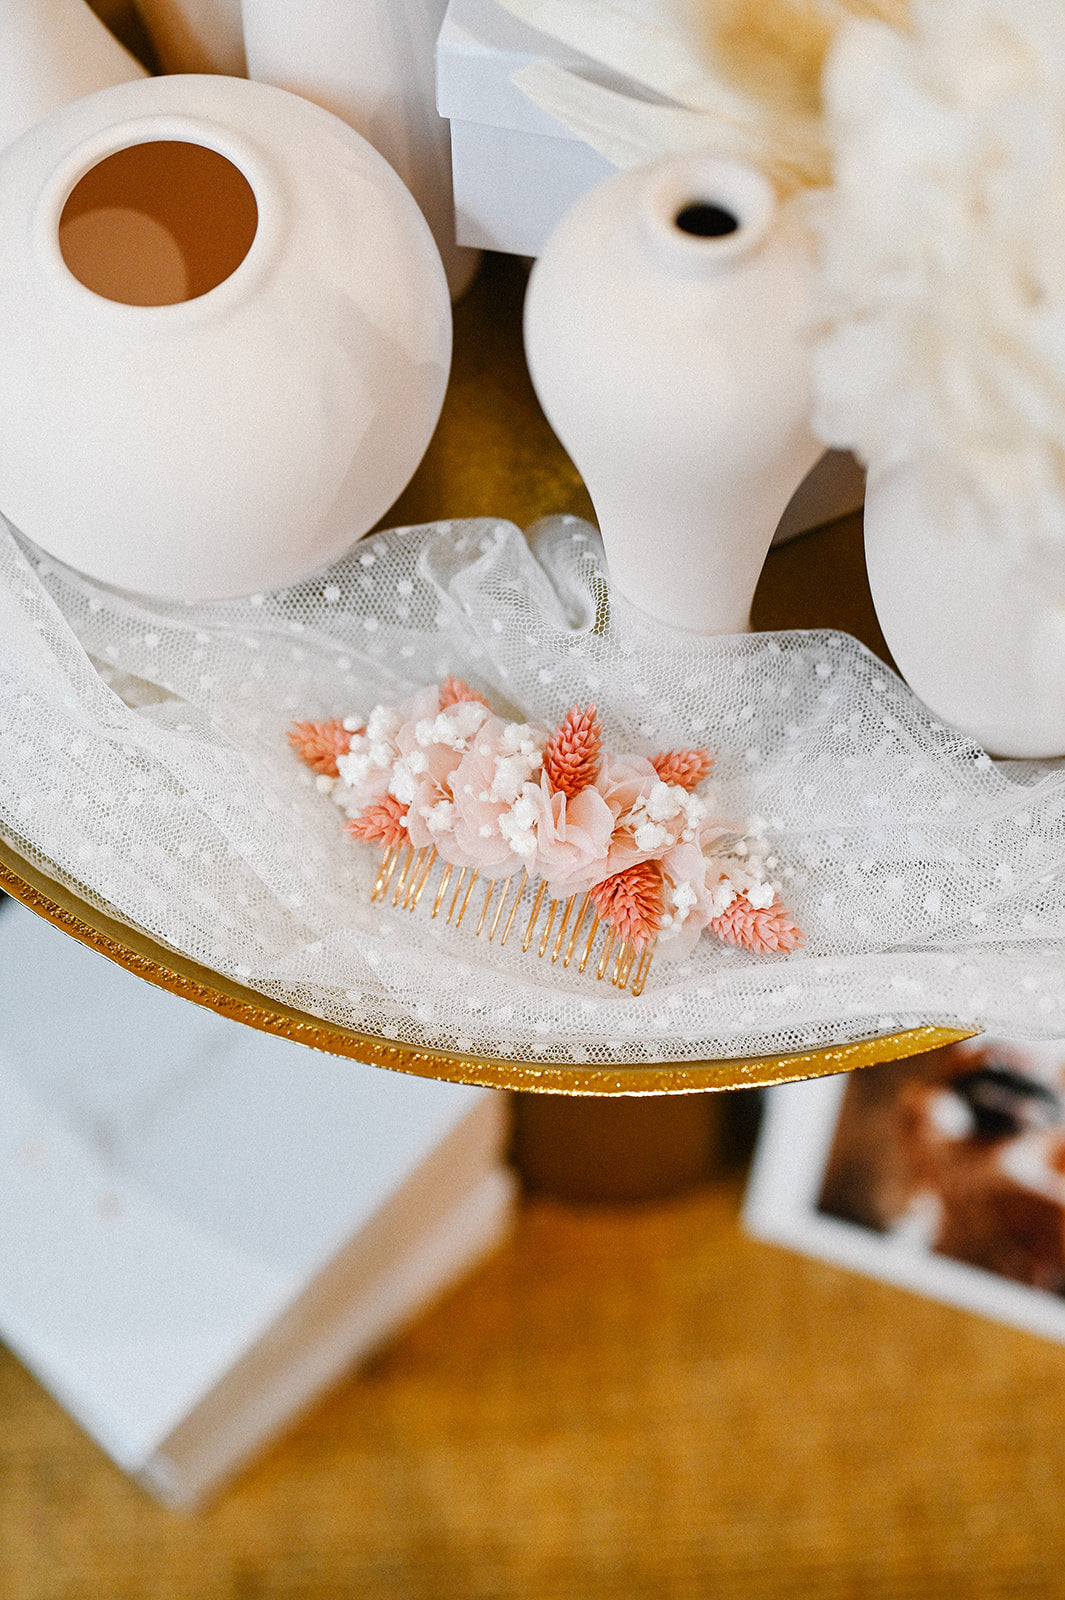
[864, 465, 1065, 759]
[0, 73, 452, 601]
[523, 154, 823, 635]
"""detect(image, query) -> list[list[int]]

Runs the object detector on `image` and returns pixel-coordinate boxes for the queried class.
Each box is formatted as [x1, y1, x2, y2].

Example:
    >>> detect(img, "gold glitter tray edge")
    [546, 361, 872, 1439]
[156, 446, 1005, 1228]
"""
[0, 833, 977, 1096]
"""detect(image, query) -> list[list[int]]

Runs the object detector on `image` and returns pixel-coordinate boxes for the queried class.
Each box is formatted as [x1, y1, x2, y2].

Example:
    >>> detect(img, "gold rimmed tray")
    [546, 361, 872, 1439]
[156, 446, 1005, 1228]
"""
[0, 254, 980, 1093]
[0, 833, 975, 1094]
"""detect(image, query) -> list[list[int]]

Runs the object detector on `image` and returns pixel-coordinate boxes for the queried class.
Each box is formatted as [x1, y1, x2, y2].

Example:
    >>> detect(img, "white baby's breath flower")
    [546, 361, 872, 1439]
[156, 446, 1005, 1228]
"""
[419, 798, 457, 835]
[634, 820, 671, 852]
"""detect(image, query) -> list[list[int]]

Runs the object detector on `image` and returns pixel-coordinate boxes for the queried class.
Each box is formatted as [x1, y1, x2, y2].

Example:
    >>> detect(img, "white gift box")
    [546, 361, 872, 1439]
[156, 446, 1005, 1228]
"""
[0, 895, 515, 1507]
[437, 0, 616, 258]
[436, 0, 864, 540]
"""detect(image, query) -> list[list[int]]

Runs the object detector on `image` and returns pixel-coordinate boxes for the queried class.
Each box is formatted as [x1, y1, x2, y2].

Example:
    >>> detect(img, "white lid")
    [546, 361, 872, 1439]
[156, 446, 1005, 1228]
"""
[438, 0, 611, 138]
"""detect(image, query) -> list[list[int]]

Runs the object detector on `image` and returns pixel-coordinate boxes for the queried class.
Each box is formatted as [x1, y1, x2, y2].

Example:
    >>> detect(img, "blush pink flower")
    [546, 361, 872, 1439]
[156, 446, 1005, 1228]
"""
[444, 714, 548, 872]
[594, 754, 693, 875]
[654, 838, 717, 958]
[333, 686, 443, 818]
[392, 700, 494, 857]
[524, 772, 617, 890]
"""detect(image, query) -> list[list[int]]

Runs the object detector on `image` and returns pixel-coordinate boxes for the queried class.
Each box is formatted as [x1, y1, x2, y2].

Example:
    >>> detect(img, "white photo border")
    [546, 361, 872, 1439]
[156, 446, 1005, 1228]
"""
[743, 1069, 1065, 1345]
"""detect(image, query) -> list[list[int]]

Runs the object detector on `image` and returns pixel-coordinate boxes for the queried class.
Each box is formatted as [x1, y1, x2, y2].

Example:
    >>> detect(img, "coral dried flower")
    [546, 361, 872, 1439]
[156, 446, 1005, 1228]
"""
[651, 748, 713, 790]
[439, 675, 491, 709]
[543, 703, 603, 799]
[346, 796, 410, 849]
[288, 718, 358, 777]
[589, 861, 663, 950]
[709, 894, 803, 954]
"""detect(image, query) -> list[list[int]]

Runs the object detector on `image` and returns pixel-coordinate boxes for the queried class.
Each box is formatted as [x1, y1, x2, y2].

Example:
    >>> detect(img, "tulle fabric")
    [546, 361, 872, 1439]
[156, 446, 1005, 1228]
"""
[2, 510, 1064, 1065]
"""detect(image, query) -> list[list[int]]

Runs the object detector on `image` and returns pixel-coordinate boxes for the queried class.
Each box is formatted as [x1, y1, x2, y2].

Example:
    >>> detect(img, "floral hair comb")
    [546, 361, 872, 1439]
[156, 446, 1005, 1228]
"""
[290, 676, 801, 995]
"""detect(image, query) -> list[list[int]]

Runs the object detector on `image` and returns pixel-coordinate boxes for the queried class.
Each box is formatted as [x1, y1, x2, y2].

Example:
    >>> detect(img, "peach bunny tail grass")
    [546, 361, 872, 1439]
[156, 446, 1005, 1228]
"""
[346, 796, 410, 849]
[709, 893, 804, 954]
[590, 861, 663, 950]
[287, 718, 356, 777]
[439, 675, 491, 709]
[651, 748, 713, 790]
[543, 704, 603, 799]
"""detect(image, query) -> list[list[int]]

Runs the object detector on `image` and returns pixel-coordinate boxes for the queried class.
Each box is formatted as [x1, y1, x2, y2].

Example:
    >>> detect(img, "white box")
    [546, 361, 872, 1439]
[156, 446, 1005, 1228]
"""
[437, 0, 616, 258]
[0, 895, 515, 1507]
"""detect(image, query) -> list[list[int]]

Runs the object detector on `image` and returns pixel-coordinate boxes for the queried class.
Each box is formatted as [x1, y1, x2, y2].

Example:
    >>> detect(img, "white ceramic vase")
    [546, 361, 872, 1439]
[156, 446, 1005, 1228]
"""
[241, 0, 480, 301]
[864, 465, 1065, 759]
[523, 154, 823, 636]
[131, 0, 246, 74]
[0, 74, 452, 601]
[0, 0, 146, 153]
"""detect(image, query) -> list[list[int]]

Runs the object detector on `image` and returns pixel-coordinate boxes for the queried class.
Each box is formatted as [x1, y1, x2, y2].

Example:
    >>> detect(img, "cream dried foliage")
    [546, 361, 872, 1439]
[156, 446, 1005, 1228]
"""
[809, 0, 1065, 573]
[497, 0, 909, 193]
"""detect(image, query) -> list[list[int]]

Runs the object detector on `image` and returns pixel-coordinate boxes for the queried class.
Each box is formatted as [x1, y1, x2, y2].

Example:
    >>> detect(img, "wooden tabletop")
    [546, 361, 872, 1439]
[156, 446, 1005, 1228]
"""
[4, 1150, 1064, 1599]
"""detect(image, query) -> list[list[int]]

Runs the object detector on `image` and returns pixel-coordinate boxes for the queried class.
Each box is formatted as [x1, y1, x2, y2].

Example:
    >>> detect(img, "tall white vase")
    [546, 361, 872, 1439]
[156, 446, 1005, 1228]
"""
[0, 0, 146, 153]
[864, 465, 1065, 759]
[131, 0, 245, 74]
[241, 0, 480, 301]
[0, 74, 452, 601]
[523, 155, 823, 636]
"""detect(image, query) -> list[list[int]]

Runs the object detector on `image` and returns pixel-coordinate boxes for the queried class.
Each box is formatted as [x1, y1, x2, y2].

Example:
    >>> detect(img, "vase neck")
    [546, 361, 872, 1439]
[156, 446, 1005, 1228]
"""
[0, 0, 145, 155]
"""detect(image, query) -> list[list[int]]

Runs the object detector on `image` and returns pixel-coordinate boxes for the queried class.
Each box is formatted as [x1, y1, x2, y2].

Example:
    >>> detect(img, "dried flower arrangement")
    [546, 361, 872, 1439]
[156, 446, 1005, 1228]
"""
[810, 0, 1065, 564]
[495, 0, 909, 194]
[290, 675, 801, 994]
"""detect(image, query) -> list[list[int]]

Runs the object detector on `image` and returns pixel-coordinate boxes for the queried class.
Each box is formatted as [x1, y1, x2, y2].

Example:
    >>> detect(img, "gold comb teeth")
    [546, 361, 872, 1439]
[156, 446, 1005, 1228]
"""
[370, 845, 655, 995]
[289, 675, 803, 1003]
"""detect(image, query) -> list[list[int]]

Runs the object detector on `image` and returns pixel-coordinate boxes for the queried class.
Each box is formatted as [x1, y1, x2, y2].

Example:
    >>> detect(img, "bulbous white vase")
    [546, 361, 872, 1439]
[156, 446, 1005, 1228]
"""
[524, 154, 823, 636]
[0, 74, 452, 602]
[864, 465, 1065, 759]
[241, 0, 480, 301]
[0, 0, 146, 153]
[131, 0, 245, 74]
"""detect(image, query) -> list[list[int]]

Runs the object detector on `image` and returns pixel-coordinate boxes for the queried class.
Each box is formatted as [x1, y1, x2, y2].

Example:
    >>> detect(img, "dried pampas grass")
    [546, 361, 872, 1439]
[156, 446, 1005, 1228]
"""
[810, 0, 1065, 570]
[497, 0, 908, 193]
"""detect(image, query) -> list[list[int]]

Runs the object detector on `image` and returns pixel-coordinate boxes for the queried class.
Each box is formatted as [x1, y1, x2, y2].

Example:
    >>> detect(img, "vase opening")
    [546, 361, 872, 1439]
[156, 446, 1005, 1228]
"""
[58, 141, 258, 307]
[673, 202, 739, 239]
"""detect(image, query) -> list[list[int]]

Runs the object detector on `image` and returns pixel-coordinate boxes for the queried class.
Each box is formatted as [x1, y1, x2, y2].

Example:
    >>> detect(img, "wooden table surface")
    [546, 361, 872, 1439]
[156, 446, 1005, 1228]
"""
[5, 1155, 1065, 1600]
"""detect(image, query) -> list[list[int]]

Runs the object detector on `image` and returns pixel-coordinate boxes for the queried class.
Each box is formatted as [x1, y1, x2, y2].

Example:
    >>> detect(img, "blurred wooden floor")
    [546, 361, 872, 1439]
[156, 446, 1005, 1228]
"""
[5, 1164, 1065, 1600]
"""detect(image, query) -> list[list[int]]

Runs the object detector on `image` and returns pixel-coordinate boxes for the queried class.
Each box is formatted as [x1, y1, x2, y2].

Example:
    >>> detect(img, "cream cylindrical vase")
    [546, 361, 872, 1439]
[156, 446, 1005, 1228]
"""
[0, 0, 146, 152]
[864, 464, 1065, 759]
[524, 155, 823, 636]
[241, 0, 480, 301]
[0, 74, 452, 602]
[131, 0, 246, 73]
